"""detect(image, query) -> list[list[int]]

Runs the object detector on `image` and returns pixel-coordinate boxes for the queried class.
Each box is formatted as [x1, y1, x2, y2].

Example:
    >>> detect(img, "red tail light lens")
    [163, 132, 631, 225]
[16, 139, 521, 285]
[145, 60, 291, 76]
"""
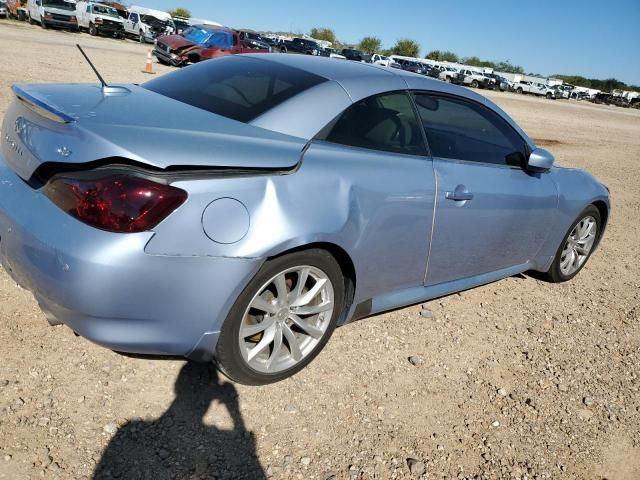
[43, 173, 188, 233]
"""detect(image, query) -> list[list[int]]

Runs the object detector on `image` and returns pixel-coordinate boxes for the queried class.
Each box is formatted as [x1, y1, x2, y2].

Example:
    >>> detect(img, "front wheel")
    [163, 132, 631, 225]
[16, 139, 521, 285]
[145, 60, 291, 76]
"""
[89, 23, 97, 36]
[543, 205, 601, 283]
[471, 80, 479, 88]
[138, 31, 145, 43]
[215, 249, 345, 385]
[41, 19, 47, 29]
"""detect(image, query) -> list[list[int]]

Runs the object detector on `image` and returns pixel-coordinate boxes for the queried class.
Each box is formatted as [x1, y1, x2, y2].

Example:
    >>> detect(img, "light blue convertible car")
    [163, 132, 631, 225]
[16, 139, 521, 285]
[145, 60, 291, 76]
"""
[0, 55, 609, 384]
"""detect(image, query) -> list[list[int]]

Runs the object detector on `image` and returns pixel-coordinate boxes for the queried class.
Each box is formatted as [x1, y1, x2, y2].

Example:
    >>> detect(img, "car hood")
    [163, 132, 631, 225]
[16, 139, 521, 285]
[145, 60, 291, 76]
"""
[1, 83, 307, 181]
[42, 6, 75, 15]
[95, 15, 123, 23]
[157, 34, 198, 49]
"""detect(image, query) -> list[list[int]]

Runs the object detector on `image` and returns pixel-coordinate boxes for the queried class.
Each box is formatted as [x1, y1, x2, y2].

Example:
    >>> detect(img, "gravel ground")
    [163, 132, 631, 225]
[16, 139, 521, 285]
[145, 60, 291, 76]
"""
[0, 20, 639, 480]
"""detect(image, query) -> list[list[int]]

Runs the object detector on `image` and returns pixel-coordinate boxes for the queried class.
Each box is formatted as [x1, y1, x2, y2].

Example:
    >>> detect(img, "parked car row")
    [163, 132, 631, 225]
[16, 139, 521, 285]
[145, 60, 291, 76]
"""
[2, 4, 634, 105]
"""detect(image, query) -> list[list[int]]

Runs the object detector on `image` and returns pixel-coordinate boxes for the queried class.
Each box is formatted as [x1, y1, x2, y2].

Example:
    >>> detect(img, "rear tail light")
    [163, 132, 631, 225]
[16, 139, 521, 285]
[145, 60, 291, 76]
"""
[43, 173, 187, 233]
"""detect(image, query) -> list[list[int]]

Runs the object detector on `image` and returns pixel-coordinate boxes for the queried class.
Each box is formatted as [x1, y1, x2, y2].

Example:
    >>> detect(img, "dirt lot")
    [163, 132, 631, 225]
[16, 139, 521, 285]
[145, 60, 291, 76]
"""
[0, 20, 639, 480]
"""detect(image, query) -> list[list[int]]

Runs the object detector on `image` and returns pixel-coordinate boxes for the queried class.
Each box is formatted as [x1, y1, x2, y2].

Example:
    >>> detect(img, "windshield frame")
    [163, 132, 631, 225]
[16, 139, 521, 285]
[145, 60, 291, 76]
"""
[42, 0, 75, 10]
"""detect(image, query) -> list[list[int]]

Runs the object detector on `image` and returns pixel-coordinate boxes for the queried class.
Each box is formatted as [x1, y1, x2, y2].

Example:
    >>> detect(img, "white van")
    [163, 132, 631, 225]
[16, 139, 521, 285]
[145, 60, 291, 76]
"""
[27, 0, 78, 30]
[123, 5, 174, 43]
[75, 1, 124, 37]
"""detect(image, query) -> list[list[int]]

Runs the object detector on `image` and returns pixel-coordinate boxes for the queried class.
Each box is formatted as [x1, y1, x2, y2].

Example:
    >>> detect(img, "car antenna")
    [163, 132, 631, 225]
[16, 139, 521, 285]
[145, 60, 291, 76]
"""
[76, 44, 130, 95]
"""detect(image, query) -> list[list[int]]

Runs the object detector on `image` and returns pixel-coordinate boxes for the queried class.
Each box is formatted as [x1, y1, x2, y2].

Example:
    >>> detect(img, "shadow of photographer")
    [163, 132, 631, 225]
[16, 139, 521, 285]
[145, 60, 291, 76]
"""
[94, 362, 265, 480]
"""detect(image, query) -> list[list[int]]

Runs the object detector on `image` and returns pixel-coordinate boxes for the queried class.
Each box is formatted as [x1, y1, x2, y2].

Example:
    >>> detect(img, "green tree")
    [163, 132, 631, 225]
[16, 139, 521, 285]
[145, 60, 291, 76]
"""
[389, 38, 421, 57]
[358, 36, 382, 54]
[426, 50, 459, 62]
[495, 60, 524, 74]
[310, 27, 337, 44]
[426, 50, 441, 60]
[168, 7, 191, 18]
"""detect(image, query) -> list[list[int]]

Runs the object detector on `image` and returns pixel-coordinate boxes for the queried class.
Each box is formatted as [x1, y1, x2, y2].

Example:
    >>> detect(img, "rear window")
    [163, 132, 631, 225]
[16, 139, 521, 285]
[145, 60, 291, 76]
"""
[143, 56, 326, 123]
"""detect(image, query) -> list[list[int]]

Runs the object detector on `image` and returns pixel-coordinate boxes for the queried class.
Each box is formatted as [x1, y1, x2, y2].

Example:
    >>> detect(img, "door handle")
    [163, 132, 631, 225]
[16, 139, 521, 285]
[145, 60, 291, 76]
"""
[445, 191, 474, 201]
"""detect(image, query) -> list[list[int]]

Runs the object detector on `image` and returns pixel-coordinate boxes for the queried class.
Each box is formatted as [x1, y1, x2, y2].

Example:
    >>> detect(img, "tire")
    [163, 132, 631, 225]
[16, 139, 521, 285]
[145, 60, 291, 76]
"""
[89, 23, 97, 36]
[215, 249, 346, 385]
[28, 15, 34, 25]
[546, 92, 553, 99]
[445, 77, 451, 83]
[542, 205, 601, 283]
[138, 30, 145, 43]
[471, 80, 479, 88]
[280, 46, 287, 53]
[41, 19, 47, 29]
[517, 87, 523, 94]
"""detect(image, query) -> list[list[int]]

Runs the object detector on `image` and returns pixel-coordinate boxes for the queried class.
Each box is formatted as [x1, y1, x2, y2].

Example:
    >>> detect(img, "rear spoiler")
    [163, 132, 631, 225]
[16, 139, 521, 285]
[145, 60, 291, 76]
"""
[11, 85, 76, 124]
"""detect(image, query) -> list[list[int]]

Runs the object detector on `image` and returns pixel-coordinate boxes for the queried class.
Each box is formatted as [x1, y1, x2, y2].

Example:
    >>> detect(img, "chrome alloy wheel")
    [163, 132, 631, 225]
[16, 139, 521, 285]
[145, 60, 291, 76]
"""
[560, 215, 597, 276]
[238, 266, 335, 373]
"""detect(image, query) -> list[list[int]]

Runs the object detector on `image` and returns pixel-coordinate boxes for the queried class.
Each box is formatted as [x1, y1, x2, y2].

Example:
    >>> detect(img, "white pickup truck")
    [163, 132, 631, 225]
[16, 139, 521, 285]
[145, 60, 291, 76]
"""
[456, 68, 492, 89]
[370, 54, 395, 67]
[123, 5, 174, 43]
[75, 1, 124, 37]
[437, 66, 459, 83]
[515, 81, 557, 99]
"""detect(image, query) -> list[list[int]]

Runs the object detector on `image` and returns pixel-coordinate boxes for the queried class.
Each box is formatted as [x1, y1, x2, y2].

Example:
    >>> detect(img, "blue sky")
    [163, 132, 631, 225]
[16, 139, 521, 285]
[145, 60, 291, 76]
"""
[145, 0, 640, 84]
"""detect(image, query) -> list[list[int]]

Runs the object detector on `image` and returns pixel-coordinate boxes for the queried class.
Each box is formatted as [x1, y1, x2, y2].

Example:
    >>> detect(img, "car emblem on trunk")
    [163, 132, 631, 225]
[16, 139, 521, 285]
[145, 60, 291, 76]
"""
[56, 147, 72, 157]
[4, 134, 23, 157]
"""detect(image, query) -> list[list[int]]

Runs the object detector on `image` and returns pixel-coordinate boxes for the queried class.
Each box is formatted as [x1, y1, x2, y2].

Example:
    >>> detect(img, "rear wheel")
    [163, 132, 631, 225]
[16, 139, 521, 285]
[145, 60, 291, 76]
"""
[215, 249, 345, 385]
[543, 205, 601, 283]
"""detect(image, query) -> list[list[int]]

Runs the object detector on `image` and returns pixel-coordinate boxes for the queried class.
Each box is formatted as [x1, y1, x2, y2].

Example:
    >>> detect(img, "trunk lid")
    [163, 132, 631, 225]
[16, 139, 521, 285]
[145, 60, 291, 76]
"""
[1, 83, 306, 181]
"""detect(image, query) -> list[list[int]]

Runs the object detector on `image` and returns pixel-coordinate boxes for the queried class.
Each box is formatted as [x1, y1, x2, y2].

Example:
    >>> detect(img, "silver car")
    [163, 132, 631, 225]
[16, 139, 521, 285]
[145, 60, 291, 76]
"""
[0, 55, 609, 384]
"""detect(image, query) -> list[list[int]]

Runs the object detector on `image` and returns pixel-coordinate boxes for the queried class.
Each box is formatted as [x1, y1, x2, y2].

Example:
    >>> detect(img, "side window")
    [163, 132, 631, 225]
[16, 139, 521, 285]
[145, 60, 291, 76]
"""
[86, 5, 91, 12]
[413, 93, 526, 166]
[323, 92, 426, 156]
[131, 13, 138, 22]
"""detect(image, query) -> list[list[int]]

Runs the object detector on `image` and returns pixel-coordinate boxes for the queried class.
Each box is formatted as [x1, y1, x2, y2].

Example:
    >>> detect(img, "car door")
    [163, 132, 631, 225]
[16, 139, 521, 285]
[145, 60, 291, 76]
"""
[124, 12, 137, 34]
[303, 91, 436, 300]
[412, 92, 557, 286]
[79, 4, 90, 28]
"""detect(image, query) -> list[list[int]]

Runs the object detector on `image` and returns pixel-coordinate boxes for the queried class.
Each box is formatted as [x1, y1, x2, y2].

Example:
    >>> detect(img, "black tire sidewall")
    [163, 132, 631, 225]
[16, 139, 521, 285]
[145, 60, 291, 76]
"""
[548, 205, 601, 282]
[215, 249, 345, 385]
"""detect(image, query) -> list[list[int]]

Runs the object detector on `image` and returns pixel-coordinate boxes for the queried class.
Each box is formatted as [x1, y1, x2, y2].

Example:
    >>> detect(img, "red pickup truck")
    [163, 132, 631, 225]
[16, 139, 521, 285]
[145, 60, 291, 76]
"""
[154, 25, 270, 67]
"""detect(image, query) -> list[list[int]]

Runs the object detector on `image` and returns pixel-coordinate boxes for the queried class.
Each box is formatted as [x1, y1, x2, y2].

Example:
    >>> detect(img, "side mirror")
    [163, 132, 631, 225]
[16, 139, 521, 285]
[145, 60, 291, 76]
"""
[527, 148, 555, 172]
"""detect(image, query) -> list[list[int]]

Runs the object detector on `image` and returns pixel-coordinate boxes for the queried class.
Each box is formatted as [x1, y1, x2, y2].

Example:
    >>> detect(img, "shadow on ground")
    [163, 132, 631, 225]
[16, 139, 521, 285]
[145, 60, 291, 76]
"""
[94, 363, 265, 480]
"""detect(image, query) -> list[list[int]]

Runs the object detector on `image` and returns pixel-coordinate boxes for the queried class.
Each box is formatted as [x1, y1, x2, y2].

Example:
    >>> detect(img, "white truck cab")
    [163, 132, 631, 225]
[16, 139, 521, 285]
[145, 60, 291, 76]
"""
[75, 1, 124, 37]
[516, 81, 557, 99]
[27, 0, 78, 30]
[124, 5, 174, 43]
[371, 54, 394, 67]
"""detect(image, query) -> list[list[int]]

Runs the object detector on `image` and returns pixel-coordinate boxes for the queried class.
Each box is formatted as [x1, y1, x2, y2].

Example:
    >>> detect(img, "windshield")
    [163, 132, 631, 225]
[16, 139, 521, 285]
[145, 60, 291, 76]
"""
[182, 27, 210, 44]
[173, 19, 190, 29]
[43, 0, 75, 10]
[93, 5, 118, 17]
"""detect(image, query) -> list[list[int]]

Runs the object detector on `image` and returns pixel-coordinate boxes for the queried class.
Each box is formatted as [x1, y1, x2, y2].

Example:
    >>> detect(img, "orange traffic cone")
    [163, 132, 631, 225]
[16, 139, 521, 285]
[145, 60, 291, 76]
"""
[142, 49, 155, 75]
